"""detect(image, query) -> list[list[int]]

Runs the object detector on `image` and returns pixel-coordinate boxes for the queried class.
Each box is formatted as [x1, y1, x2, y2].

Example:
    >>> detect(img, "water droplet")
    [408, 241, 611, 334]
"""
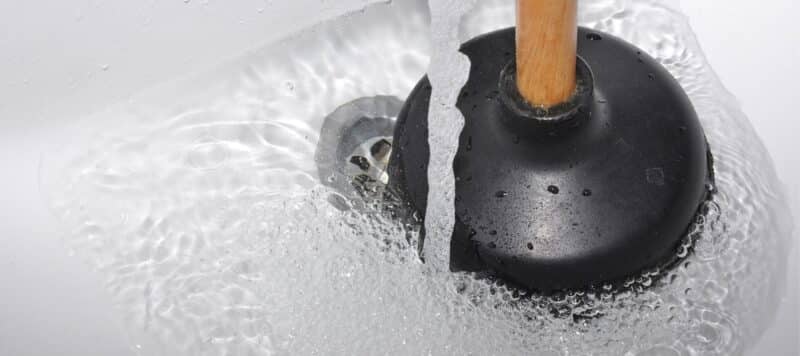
[586, 33, 602, 41]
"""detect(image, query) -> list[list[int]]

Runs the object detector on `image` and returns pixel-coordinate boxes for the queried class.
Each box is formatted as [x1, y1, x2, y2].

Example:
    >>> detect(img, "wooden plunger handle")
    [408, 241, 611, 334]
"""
[516, 0, 578, 108]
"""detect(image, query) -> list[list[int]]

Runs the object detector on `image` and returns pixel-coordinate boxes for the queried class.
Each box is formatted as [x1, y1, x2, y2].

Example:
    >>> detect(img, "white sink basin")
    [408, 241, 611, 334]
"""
[0, 0, 796, 355]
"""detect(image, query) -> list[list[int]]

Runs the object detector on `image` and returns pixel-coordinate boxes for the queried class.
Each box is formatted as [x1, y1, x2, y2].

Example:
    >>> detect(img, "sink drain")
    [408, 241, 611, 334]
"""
[315, 96, 403, 199]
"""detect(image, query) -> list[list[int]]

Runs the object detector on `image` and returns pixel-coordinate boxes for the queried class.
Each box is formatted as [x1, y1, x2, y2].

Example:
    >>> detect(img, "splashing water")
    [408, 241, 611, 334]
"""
[41, 0, 793, 355]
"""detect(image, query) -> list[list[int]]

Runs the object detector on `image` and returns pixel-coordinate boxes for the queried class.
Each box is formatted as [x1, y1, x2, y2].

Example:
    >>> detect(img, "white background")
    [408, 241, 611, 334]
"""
[0, 1, 797, 355]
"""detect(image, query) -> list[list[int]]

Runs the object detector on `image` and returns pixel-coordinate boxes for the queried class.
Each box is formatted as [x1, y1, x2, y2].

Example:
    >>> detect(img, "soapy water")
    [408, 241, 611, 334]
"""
[41, 0, 793, 355]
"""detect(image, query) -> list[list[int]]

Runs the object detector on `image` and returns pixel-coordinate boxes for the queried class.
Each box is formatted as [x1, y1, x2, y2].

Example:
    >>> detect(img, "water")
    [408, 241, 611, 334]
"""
[421, 0, 476, 270]
[41, 0, 793, 355]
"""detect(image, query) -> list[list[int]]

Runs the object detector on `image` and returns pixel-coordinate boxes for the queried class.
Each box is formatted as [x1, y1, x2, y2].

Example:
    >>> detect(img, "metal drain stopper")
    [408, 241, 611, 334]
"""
[315, 96, 402, 198]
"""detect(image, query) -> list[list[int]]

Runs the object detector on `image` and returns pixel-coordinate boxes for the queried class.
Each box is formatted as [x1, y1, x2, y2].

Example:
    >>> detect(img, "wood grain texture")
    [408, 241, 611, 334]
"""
[516, 0, 577, 108]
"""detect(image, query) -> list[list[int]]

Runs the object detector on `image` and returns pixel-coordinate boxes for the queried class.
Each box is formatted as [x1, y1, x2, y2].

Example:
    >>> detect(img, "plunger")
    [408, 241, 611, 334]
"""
[387, 0, 713, 292]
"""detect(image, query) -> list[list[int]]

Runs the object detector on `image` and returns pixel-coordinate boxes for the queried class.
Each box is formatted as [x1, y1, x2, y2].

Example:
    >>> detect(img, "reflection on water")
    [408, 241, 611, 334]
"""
[42, 0, 792, 355]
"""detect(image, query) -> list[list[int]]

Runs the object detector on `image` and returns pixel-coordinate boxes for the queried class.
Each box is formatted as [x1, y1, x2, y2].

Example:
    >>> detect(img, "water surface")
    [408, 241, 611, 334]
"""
[42, 0, 793, 355]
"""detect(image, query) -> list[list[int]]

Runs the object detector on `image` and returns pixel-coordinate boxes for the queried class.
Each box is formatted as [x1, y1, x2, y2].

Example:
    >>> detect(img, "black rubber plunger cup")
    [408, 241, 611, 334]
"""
[386, 3, 713, 292]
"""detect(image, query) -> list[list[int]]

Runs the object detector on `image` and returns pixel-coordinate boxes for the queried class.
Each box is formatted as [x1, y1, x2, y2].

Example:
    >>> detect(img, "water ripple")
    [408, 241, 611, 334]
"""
[42, 0, 792, 355]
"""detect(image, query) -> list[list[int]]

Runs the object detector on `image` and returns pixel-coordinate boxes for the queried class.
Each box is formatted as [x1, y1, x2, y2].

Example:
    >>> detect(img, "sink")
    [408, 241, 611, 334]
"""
[0, 0, 796, 355]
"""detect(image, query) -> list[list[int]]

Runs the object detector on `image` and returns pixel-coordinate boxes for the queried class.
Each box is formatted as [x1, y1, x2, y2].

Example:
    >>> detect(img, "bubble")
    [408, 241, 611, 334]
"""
[41, 0, 793, 355]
